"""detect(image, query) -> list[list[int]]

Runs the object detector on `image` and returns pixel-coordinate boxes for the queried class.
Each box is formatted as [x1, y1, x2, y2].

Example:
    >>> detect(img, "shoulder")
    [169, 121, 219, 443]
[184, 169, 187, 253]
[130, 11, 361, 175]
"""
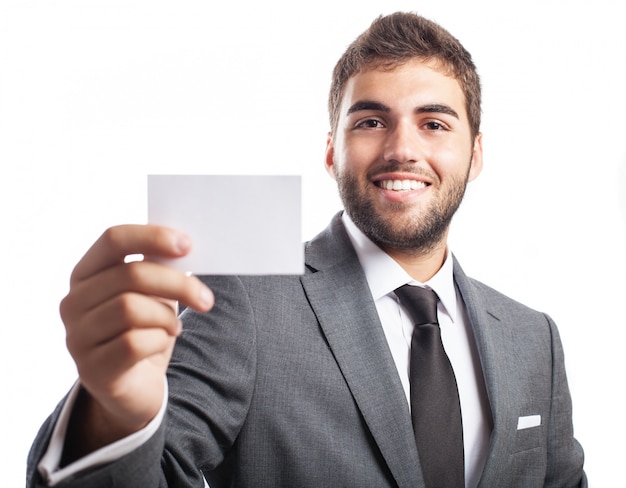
[467, 276, 541, 315]
[453, 258, 553, 328]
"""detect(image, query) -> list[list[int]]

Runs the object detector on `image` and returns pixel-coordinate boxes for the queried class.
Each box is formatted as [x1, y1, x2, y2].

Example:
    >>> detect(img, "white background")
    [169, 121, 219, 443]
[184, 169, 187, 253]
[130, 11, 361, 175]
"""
[1, 1, 624, 486]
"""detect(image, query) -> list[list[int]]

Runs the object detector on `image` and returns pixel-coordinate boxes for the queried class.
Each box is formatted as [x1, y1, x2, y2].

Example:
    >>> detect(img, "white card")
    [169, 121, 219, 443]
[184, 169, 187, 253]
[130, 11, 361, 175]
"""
[148, 175, 303, 275]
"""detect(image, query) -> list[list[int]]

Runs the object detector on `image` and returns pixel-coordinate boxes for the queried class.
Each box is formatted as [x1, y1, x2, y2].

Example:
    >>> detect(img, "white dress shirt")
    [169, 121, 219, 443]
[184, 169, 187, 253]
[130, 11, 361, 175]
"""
[40, 215, 491, 487]
[342, 214, 491, 488]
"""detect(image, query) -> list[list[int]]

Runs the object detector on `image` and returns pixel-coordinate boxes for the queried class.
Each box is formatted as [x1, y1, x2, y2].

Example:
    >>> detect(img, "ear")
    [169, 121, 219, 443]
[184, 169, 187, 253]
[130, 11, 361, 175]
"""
[467, 132, 483, 182]
[324, 132, 337, 179]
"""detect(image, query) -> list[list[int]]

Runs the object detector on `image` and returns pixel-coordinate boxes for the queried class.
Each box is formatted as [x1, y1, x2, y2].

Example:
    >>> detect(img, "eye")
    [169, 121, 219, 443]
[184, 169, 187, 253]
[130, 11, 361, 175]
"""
[423, 121, 448, 131]
[355, 118, 385, 129]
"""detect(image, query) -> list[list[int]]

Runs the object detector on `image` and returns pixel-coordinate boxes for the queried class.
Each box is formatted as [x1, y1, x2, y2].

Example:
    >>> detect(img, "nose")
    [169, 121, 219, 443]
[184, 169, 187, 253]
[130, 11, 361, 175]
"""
[383, 121, 422, 164]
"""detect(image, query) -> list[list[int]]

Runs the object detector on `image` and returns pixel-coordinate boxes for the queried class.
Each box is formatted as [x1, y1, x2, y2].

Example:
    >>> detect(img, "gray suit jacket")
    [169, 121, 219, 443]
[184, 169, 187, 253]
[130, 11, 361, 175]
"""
[28, 213, 586, 487]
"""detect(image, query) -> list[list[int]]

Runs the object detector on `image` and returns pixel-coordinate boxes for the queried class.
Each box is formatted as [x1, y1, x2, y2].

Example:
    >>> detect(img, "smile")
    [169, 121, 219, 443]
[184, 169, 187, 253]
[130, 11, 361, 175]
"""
[376, 179, 429, 191]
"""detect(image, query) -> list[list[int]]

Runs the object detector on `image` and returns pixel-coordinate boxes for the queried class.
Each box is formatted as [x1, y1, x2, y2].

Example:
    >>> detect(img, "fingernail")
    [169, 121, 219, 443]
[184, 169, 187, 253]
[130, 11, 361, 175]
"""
[175, 233, 192, 254]
[200, 287, 214, 310]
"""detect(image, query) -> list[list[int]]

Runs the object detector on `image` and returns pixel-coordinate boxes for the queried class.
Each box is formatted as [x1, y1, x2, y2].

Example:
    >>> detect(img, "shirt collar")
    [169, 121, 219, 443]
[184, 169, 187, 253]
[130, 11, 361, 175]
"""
[342, 213, 458, 323]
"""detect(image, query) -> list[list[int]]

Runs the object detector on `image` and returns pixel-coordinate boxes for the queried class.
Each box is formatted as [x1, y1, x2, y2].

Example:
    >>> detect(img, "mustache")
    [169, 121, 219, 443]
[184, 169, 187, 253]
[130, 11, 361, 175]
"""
[366, 163, 439, 182]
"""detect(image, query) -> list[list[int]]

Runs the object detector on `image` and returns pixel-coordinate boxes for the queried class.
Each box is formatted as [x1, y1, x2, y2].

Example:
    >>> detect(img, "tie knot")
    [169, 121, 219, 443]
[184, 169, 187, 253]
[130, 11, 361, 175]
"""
[394, 285, 439, 326]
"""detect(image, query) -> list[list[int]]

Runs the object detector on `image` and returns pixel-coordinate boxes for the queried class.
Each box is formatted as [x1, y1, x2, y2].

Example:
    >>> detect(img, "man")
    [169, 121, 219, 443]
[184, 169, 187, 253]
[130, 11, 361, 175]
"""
[27, 12, 586, 487]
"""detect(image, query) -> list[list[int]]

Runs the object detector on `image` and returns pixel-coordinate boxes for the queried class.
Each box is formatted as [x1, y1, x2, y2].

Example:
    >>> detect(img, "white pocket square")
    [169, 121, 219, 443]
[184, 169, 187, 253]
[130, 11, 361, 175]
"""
[517, 414, 541, 430]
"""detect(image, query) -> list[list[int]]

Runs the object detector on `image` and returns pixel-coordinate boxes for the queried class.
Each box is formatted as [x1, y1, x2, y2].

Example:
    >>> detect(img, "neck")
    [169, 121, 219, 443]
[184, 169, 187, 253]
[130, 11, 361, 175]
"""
[380, 239, 448, 283]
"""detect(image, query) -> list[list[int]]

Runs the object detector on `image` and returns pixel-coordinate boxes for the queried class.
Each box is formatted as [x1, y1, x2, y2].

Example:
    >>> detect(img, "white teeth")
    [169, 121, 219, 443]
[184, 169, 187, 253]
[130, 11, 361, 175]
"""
[379, 179, 426, 191]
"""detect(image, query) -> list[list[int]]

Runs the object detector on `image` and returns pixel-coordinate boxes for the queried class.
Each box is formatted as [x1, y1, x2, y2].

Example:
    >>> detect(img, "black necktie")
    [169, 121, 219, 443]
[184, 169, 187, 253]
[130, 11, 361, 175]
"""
[395, 285, 464, 488]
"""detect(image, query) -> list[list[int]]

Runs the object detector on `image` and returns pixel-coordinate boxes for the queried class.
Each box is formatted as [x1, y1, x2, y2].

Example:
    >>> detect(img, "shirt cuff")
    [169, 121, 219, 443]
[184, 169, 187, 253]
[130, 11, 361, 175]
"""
[37, 380, 168, 486]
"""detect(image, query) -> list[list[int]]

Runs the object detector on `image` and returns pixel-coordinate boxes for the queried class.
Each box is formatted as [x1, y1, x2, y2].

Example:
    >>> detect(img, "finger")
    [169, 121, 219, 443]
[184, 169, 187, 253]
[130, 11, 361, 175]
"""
[63, 260, 213, 319]
[71, 225, 191, 284]
[65, 292, 180, 354]
[85, 328, 175, 377]
[76, 328, 176, 405]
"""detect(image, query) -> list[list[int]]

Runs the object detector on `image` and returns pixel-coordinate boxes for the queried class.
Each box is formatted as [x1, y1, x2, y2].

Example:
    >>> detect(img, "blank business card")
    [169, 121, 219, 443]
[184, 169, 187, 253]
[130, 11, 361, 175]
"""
[148, 175, 303, 275]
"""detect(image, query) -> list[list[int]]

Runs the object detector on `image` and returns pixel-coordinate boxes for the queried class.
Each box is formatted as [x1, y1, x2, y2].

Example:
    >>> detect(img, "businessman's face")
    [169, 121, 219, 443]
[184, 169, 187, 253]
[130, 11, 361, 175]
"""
[325, 58, 483, 255]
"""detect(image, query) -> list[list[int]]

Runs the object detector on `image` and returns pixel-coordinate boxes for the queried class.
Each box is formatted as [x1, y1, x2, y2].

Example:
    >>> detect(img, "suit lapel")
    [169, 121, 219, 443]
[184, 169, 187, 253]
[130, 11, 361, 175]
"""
[452, 258, 515, 484]
[301, 214, 422, 488]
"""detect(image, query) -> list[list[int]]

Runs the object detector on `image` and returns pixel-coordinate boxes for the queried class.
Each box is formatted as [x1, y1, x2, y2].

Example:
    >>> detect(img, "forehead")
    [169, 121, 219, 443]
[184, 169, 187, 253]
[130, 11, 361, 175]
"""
[340, 59, 468, 121]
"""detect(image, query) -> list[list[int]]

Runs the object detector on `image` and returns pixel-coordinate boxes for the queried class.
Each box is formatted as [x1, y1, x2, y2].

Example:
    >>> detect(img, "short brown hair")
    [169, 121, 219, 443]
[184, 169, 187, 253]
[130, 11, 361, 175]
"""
[328, 12, 481, 137]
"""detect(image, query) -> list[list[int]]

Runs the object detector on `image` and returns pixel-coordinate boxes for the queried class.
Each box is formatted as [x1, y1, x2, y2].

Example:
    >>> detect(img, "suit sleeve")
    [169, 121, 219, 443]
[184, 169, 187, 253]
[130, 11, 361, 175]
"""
[544, 314, 587, 487]
[26, 275, 257, 487]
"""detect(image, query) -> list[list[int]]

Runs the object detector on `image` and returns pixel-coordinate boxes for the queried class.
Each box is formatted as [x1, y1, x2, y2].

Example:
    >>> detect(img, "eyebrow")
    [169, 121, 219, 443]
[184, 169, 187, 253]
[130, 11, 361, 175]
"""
[346, 100, 459, 119]
[346, 100, 390, 115]
[416, 104, 459, 119]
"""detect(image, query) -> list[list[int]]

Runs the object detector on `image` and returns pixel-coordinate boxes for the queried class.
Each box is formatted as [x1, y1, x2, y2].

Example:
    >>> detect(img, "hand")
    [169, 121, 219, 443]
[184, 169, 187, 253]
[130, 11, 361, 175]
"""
[60, 225, 213, 459]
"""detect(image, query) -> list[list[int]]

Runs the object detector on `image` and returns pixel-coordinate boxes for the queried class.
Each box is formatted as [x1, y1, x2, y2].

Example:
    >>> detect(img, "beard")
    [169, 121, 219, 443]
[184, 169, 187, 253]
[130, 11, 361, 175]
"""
[336, 165, 471, 256]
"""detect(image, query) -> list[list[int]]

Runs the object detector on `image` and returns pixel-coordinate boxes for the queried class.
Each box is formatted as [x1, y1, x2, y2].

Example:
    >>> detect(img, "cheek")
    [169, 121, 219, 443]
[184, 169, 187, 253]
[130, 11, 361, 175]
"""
[338, 139, 378, 175]
[428, 143, 474, 180]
